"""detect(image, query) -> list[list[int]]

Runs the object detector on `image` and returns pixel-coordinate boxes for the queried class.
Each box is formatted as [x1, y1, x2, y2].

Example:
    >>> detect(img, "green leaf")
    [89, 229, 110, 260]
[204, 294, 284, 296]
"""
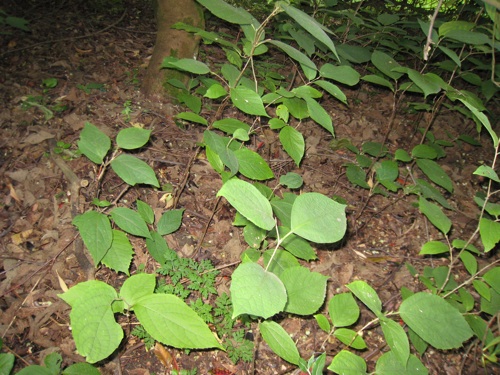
[271, 193, 295, 228]
[44, 352, 62, 374]
[328, 350, 367, 374]
[146, 230, 177, 264]
[165, 58, 211, 74]
[78, 122, 111, 164]
[380, 317, 410, 367]
[362, 141, 387, 157]
[480, 218, 500, 252]
[134, 294, 222, 349]
[395, 149, 412, 162]
[319, 64, 360, 86]
[399, 292, 473, 349]
[16, 367, 53, 375]
[303, 96, 334, 135]
[279, 125, 305, 166]
[230, 262, 287, 319]
[116, 127, 151, 150]
[120, 273, 156, 307]
[110, 154, 160, 188]
[459, 251, 478, 277]
[361, 74, 394, 91]
[314, 80, 347, 104]
[334, 328, 367, 349]
[443, 30, 490, 45]
[62, 363, 101, 375]
[458, 99, 498, 147]
[279, 228, 316, 260]
[263, 249, 300, 277]
[212, 118, 250, 134]
[234, 148, 274, 180]
[73, 211, 112, 265]
[347, 280, 382, 316]
[217, 178, 274, 231]
[314, 314, 331, 333]
[136, 199, 154, 224]
[283, 97, 309, 120]
[230, 87, 268, 117]
[412, 144, 438, 159]
[111, 207, 152, 239]
[290, 192, 347, 243]
[419, 240, 449, 255]
[175, 111, 208, 125]
[157, 209, 184, 236]
[59, 280, 123, 363]
[204, 83, 228, 99]
[418, 197, 452, 235]
[268, 40, 317, 74]
[203, 130, 239, 176]
[197, 0, 254, 25]
[260, 321, 300, 365]
[474, 165, 500, 183]
[0, 353, 15, 375]
[346, 164, 369, 189]
[406, 70, 443, 98]
[483, 267, 500, 294]
[438, 20, 474, 36]
[371, 51, 403, 80]
[280, 266, 328, 315]
[279, 172, 303, 189]
[416, 159, 453, 193]
[376, 351, 428, 375]
[279, 2, 338, 59]
[329, 292, 359, 327]
[415, 179, 452, 209]
[101, 229, 134, 275]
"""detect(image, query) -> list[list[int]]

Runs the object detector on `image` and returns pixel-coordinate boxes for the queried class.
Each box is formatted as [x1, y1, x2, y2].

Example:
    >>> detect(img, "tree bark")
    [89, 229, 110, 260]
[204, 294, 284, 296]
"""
[141, 0, 203, 109]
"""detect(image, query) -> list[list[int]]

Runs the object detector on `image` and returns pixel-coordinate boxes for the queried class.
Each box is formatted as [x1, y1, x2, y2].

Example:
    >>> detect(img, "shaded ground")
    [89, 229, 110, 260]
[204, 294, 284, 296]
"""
[0, 1, 499, 374]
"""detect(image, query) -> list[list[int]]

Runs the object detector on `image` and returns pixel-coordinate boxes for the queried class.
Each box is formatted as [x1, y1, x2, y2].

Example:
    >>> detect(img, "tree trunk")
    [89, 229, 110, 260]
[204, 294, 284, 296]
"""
[141, 0, 203, 110]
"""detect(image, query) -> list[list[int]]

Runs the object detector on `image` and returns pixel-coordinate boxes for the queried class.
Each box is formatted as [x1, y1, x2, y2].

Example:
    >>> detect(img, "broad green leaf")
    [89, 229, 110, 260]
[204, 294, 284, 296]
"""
[319, 64, 360, 86]
[347, 280, 382, 316]
[279, 228, 316, 260]
[362, 141, 387, 157]
[73, 211, 112, 265]
[283, 97, 309, 120]
[439, 20, 474, 37]
[419, 240, 449, 255]
[336, 44, 372, 63]
[375, 160, 399, 191]
[116, 127, 151, 150]
[395, 149, 411, 162]
[230, 87, 268, 117]
[146, 230, 176, 264]
[110, 154, 159, 187]
[415, 178, 452, 209]
[376, 351, 428, 375]
[458, 99, 498, 147]
[334, 328, 367, 349]
[111, 207, 152, 239]
[483, 267, 500, 294]
[437, 45, 461, 68]
[268, 40, 317, 73]
[279, 2, 339, 59]
[175, 111, 208, 125]
[280, 266, 328, 315]
[119, 273, 156, 307]
[243, 221, 266, 248]
[361, 74, 395, 91]
[43, 352, 62, 373]
[165, 58, 211, 74]
[270, 193, 296, 228]
[377, 13, 399, 25]
[0, 353, 15, 375]
[380, 317, 410, 367]
[406, 70, 443, 98]
[412, 144, 438, 159]
[292, 85, 322, 99]
[234, 148, 274, 180]
[101, 229, 134, 275]
[232, 128, 249, 141]
[329, 292, 359, 327]
[444, 30, 490, 45]
[217, 178, 274, 230]
[263, 249, 300, 277]
[230, 262, 287, 319]
[418, 197, 452, 235]
[16, 366, 53, 375]
[62, 363, 101, 375]
[212, 118, 250, 134]
[315, 314, 331, 333]
[291, 192, 347, 243]
[480, 218, 500, 252]
[371, 51, 403, 80]
[399, 292, 473, 349]
[157, 209, 184, 236]
[416, 159, 453, 193]
[59, 280, 123, 363]
[279, 172, 303, 189]
[196, 0, 254, 25]
[260, 321, 300, 365]
[346, 164, 369, 189]
[303, 96, 334, 135]
[78, 122, 111, 164]
[204, 83, 227, 99]
[328, 350, 367, 374]
[203, 130, 239, 176]
[134, 294, 222, 349]
[280, 125, 305, 166]
[474, 165, 500, 183]
[136, 199, 154, 224]
[314, 80, 347, 104]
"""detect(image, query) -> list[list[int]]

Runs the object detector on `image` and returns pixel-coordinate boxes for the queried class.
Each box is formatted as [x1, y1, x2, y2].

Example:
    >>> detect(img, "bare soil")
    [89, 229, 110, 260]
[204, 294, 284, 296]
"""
[1, 1, 499, 374]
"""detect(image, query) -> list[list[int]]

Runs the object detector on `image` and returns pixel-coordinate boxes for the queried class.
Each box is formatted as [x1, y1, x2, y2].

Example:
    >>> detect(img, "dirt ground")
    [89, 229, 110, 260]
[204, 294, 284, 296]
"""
[1, 1, 499, 374]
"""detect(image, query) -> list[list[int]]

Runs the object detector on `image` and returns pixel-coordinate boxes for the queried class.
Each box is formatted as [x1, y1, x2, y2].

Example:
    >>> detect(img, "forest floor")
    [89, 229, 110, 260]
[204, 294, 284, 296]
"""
[0, 1, 499, 374]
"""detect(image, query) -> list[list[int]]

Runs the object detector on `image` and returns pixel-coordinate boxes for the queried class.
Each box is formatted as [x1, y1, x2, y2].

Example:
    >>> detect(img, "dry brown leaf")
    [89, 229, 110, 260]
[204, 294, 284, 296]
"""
[8, 183, 21, 203]
[153, 342, 173, 368]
